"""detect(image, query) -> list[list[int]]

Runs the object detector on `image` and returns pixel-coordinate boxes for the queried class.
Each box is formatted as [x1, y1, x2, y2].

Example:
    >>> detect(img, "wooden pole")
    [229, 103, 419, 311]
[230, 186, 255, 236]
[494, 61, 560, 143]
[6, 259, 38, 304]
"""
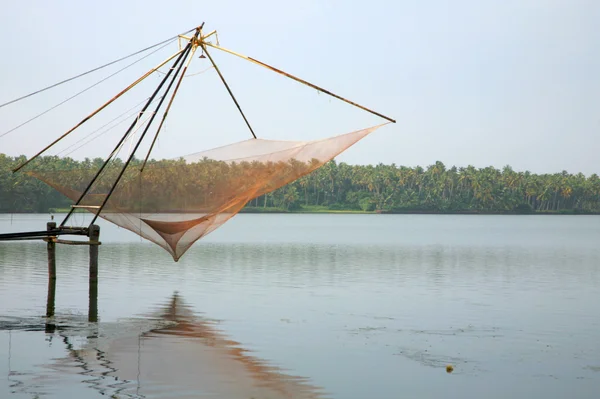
[88, 32, 199, 228]
[46, 222, 56, 318]
[200, 44, 257, 139]
[204, 42, 397, 123]
[141, 39, 200, 172]
[47, 222, 57, 279]
[12, 48, 187, 174]
[61, 41, 194, 229]
[88, 224, 100, 322]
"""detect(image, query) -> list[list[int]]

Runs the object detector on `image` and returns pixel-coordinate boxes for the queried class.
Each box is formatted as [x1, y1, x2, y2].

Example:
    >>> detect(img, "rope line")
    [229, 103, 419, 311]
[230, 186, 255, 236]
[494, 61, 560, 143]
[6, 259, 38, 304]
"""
[57, 97, 162, 158]
[75, 113, 153, 198]
[0, 28, 195, 110]
[0, 40, 175, 139]
[155, 65, 214, 77]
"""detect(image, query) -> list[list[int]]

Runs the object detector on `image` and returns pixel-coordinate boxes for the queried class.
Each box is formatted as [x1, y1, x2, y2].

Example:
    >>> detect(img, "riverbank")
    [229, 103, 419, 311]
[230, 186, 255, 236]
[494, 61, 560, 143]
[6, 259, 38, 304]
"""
[3, 154, 600, 216]
[240, 206, 600, 215]
[2, 205, 598, 216]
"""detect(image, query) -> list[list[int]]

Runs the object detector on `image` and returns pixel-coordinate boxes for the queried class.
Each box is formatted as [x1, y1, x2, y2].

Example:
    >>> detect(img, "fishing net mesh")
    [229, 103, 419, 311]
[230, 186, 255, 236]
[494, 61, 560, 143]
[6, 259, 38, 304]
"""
[28, 125, 383, 260]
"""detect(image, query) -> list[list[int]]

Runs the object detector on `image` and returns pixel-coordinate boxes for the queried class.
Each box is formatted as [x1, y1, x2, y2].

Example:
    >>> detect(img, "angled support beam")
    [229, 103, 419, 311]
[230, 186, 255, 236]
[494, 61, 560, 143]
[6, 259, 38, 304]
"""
[88, 28, 202, 227]
[59, 43, 193, 228]
[12, 48, 186, 173]
[141, 27, 203, 172]
[204, 42, 396, 124]
[200, 43, 257, 139]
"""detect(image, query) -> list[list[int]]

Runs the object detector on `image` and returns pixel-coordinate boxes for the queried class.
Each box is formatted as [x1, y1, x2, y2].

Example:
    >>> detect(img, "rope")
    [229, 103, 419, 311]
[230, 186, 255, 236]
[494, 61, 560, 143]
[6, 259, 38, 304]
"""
[0, 40, 175, 139]
[57, 97, 160, 157]
[0, 28, 195, 110]
[72, 113, 153, 203]
[155, 65, 214, 77]
[114, 113, 153, 161]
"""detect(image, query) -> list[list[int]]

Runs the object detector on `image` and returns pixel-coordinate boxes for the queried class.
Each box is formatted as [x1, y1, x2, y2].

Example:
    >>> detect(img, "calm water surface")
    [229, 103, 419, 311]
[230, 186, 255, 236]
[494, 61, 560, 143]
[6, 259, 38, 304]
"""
[1, 213, 599, 398]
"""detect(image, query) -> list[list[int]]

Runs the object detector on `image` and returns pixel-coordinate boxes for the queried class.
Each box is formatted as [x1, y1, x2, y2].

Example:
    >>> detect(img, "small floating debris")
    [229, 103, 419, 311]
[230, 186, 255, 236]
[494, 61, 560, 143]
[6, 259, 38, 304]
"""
[446, 365, 454, 373]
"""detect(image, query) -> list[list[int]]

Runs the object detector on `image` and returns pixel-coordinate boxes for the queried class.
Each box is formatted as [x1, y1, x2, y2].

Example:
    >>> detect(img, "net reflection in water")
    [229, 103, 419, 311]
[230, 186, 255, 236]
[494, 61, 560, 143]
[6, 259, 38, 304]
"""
[40, 293, 326, 399]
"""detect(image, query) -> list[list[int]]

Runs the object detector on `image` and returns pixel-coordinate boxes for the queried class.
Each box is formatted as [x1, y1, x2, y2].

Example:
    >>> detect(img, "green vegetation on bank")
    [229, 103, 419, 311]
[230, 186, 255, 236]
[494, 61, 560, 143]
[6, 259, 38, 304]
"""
[1, 153, 600, 214]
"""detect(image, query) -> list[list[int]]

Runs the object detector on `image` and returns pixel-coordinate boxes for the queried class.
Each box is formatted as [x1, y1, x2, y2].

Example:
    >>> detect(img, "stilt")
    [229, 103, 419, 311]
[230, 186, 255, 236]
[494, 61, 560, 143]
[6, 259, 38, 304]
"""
[46, 222, 56, 318]
[88, 282, 98, 322]
[88, 224, 100, 322]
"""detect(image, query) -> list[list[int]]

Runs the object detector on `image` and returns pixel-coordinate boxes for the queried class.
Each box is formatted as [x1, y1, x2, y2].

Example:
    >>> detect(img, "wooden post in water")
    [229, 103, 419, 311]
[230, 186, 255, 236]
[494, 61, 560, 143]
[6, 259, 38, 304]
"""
[88, 224, 100, 322]
[46, 222, 56, 318]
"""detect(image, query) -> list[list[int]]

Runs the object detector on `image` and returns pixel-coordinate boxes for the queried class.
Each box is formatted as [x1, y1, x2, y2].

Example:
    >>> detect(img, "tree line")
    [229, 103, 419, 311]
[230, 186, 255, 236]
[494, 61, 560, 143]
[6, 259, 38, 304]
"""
[251, 160, 600, 214]
[1, 153, 599, 214]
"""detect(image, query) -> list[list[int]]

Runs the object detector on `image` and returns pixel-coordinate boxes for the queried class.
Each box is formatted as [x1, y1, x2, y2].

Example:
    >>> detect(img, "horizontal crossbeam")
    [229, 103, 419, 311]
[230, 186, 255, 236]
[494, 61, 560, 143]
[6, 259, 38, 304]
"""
[0, 227, 89, 241]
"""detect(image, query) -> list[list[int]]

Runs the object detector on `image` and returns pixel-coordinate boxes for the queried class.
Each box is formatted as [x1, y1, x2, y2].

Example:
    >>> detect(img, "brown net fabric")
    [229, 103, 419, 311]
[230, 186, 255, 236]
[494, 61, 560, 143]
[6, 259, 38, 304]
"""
[28, 124, 383, 260]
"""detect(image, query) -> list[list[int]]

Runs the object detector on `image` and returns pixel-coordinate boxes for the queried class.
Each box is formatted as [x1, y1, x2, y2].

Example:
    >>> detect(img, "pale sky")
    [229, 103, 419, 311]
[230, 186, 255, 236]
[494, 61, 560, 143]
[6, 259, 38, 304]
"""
[0, 0, 598, 175]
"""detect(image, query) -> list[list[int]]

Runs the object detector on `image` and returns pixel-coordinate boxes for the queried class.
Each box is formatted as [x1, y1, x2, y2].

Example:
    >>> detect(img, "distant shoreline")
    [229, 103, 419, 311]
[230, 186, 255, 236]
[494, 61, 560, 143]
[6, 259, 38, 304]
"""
[1, 208, 597, 216]
[3, 154, 600, 216]
[240, 207, 600, 215]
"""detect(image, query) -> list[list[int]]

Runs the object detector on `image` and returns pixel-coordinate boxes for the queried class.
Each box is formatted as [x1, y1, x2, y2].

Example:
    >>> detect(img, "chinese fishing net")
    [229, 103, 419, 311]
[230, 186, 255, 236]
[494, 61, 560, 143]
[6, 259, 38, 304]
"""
[27, 124, 384, 261]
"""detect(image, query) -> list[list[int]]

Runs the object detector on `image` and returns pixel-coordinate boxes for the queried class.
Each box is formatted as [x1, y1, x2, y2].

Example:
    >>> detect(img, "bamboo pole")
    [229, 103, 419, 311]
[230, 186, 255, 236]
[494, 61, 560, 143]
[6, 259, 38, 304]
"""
[89, 29, 201, 227]
[201, 43, 257, 139]
[204, 42, 396, 124]
[141, 37, 200, 171]
[12, 48, 186, 173]
[60, 41, 194, 228]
